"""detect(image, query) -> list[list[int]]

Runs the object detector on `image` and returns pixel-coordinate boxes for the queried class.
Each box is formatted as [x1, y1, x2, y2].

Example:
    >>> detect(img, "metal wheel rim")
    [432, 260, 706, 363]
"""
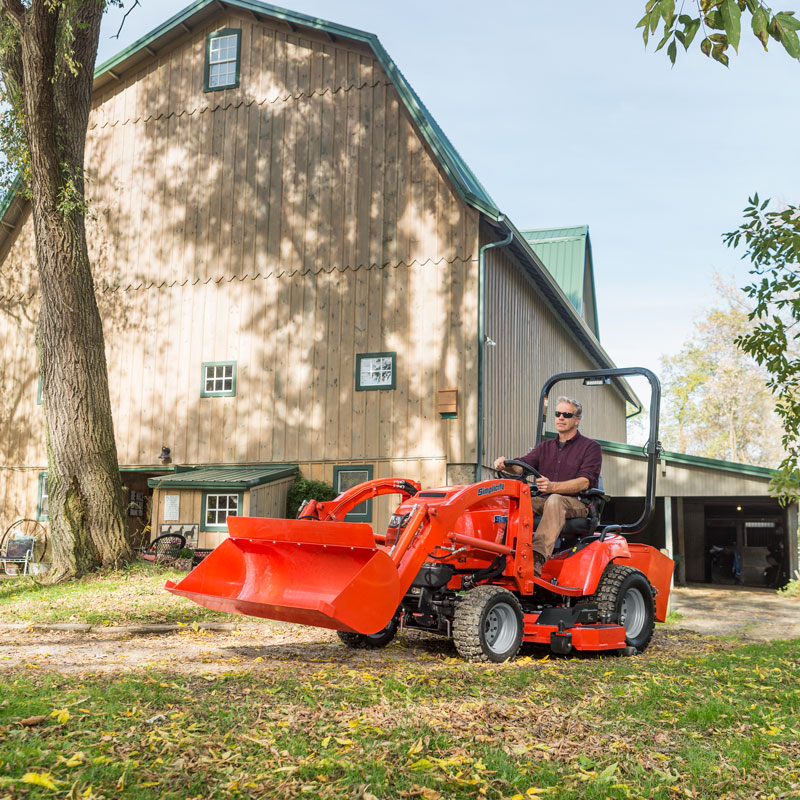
[484, 602, 517, 654]
[620, 587, 646, 638]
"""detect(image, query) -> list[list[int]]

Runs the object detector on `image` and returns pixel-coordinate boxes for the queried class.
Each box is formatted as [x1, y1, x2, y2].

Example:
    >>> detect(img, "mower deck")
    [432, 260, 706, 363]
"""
[523, 616, 627, 653]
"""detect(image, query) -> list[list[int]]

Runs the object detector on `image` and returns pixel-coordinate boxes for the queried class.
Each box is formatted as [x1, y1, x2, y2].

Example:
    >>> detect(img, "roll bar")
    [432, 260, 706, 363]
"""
[535, 367, 662, 536]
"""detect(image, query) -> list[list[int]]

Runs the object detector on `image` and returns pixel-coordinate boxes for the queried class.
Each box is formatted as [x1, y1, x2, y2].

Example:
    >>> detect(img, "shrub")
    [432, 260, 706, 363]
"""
[286, 475, 337, 519]
[176, 547, 195, 560]
[777, 570, 800, 598]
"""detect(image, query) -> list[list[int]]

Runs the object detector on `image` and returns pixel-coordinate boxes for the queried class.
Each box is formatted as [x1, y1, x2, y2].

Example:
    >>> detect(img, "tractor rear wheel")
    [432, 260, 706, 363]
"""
[453, 585, 524, 663]
[337, 619, 398, 649]
[592, 564, 655, 653]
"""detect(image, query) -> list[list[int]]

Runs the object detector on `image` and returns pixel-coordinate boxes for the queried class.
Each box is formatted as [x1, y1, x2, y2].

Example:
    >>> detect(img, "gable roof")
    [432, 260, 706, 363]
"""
[521, 225, 600, 337]
[94, 0, 500, 219]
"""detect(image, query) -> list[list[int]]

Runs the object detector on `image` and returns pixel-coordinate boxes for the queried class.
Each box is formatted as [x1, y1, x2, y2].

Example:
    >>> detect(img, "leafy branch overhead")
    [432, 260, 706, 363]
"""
[724, 196, 800, 504]
[638, 0, 800, 66]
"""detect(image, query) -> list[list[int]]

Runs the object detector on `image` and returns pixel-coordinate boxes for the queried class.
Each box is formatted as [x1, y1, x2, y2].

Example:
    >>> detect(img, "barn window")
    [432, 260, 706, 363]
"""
[205, 29, 241, 91]
[355, 352, 396, 391]
[201, 362, 237, 397]
[37, 473, 49, 521]
[332, 465, 373, 522]
[202, 492, 242, 530]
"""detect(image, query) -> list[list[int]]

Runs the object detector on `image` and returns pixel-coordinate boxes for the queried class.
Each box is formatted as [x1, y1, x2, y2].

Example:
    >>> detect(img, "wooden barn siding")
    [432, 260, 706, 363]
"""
[249, 475, 296, 518]
[483, 244, 626, 469]
[0, 296, 45, 468]
[601, 453, 774, 499]
[98, 262, 474, 468]
[0, 469, 43, 536]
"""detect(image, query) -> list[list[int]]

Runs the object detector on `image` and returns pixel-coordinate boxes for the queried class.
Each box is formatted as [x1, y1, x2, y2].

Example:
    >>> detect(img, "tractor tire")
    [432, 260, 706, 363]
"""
[337, 619, 398, 649]
[453, 585, 524, 663]
[592, 564, 655, 653]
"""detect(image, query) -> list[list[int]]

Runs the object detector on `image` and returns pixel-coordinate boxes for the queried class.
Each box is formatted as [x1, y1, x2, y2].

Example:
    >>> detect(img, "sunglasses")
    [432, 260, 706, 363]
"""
[554, 411, 575, 419]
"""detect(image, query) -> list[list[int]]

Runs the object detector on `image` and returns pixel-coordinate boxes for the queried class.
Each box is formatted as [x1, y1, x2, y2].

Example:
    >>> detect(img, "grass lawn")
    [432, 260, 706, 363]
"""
[1, 636, 798, 800]
[0, 562, 229, 626]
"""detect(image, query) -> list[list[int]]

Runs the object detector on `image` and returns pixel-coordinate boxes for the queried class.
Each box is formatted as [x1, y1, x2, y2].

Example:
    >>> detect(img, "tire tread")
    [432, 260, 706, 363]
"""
[592, 564, 655, 652]
[453, 585, 523, 663]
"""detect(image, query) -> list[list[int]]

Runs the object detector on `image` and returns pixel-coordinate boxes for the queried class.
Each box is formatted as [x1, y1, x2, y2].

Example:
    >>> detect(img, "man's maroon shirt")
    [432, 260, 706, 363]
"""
[517, 430, 602, 491]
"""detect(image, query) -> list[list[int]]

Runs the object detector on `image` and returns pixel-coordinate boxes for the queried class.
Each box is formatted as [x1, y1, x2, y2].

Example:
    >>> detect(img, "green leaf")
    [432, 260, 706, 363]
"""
[668, 38, 678, 64]
[780, 27, 800, 58]
[709, 33, 729, 43]
[661, 0, 675, 24]
[683, 18, 702, 49]
[655, 26, 673, 51]
[636, 12, 650, 30]
[774, 11, 800, 32]
[649, 6, 661, 33]
[705, 9, 725, 29]
[721, 0, 741, 52]
[752, 7, 770, 49]
[701, 36, 713, 57]
[712, 42, 730, 65]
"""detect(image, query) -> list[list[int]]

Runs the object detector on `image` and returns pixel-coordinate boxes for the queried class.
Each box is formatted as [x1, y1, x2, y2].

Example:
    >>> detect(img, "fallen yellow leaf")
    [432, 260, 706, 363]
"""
[22, 772, 58, 791]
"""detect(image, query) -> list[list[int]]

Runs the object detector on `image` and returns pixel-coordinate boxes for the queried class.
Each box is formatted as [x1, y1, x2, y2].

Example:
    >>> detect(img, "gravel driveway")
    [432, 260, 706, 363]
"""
[670, 584, 800, 641]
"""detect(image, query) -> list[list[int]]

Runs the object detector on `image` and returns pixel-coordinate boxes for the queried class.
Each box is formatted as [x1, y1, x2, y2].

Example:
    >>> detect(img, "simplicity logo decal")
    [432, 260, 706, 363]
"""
[477, 482, 504, 497]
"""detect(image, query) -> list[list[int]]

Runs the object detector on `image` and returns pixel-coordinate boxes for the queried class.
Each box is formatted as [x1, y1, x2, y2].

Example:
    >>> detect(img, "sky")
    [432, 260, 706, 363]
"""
[97, 0, 800, 372]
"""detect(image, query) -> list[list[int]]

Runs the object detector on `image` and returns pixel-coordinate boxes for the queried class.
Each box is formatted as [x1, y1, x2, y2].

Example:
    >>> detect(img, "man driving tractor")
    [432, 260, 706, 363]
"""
[493, 396, 602, 576]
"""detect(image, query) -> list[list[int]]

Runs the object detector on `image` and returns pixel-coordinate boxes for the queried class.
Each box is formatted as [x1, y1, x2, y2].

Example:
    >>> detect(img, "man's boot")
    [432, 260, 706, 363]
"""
[533, 552, 546, 577]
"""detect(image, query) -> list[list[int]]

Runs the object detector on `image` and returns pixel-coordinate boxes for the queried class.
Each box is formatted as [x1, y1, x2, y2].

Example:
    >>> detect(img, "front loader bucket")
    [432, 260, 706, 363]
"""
[165, 517, 401, 634]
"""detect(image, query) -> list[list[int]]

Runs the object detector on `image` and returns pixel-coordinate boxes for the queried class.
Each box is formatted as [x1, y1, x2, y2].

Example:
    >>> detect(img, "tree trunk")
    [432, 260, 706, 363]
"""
[7, 0, 131, 577]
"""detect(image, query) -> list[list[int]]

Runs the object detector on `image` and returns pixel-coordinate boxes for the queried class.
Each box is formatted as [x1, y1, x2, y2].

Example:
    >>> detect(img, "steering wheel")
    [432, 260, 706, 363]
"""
[495, 459, 542, 492]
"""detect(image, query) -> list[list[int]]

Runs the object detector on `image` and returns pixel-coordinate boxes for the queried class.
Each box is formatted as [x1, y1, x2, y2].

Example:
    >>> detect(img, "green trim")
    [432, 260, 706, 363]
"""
[37, 472, 49, 521]
[121, 466, 176, 473]
[542, 431, 777, 479]
[440, 412, 457, 419]
[594, 438, 778, 480]
[355, 352, 396, 391]
[201, 490, 244, 531]
[333, 464, 373, 522]
[201, 361, 237, 397]
[204, 28, 241, 92]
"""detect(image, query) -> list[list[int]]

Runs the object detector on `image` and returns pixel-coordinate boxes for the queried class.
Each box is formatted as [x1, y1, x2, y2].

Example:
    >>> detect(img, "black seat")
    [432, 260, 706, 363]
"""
[533, 482, 610, 553]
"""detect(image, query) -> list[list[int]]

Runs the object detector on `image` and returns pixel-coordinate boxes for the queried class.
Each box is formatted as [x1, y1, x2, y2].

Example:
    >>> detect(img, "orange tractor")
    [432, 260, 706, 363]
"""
[167, 368, 672, 661]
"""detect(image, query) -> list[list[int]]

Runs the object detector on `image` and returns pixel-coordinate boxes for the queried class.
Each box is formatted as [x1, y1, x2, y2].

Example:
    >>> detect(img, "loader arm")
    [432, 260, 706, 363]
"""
[298, 478, 421, 528]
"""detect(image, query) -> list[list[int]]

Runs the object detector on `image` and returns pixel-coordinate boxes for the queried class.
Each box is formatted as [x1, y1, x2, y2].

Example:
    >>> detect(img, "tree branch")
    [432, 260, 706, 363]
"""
[1, 0, 26, 27]
[112, 0, 141, 40]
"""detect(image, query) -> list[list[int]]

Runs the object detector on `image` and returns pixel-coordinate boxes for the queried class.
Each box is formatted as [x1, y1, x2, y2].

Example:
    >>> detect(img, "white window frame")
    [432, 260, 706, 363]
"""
[205, 30, 241, 91]
[202, 492, 242, 531]
[201, 362, 237, 397]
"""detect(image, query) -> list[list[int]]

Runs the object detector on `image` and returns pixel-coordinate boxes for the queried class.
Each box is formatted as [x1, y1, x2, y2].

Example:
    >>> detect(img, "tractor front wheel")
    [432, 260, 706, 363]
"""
[453, 585, 524, 663]
[592, 565, 655, 653]
[337, 619, 398, 649]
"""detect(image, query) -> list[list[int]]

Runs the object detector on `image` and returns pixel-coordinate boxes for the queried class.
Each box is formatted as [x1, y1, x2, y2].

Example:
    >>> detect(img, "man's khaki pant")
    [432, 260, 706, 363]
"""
[530, 493, 588, 559]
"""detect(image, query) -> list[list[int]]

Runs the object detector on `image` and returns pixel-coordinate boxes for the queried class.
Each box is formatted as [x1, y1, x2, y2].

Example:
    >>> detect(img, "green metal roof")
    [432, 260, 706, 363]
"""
[147, 465, 297, 490]
[93, 0, 499, 220]
[595, 439, 777, 480]
[521, 226, 600, 337]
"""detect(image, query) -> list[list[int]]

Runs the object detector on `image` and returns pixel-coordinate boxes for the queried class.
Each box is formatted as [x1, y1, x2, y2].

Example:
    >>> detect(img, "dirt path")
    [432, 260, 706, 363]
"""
[670, 584, 800, 640]
[1, 585, 795, 676]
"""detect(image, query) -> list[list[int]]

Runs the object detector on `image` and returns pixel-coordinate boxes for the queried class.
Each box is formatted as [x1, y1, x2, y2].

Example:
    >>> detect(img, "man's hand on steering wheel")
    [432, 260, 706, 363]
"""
[494, 458, 543, 493]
